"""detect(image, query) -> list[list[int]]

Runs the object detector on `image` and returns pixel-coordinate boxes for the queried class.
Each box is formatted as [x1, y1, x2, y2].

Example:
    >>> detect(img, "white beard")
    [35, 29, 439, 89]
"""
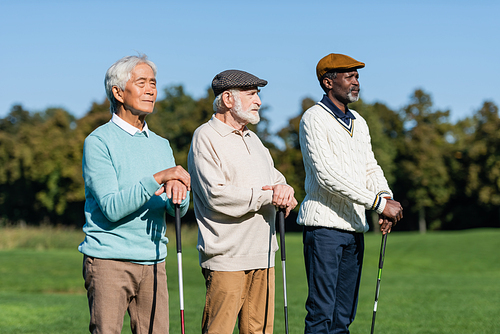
[233, 93, 260, 125]
[347, 87, 360, 103]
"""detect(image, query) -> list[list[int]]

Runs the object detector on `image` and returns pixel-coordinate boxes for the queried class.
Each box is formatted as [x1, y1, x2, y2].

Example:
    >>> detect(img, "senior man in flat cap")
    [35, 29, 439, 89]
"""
[298, 54, 403, 333]
[188, 69, 298, 334]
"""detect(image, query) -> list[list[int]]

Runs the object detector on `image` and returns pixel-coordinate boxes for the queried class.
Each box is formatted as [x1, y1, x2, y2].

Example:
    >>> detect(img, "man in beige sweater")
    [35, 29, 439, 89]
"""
[188, 70, 297, 334]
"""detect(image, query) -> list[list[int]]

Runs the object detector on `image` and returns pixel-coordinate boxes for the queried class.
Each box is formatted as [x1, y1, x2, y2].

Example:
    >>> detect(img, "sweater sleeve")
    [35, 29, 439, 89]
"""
[300, 110, 388, 214]
[365, 135, 393, 200]
[83, 135, 161, 222]
[272, 167, 287, 187]
[188, 130, 273, 218]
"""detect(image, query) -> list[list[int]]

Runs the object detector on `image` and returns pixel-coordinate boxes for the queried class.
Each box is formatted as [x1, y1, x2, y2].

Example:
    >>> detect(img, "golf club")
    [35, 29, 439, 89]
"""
[370, 232, 388, 334]
[277, 208, 289, 334]
[174, 204, 185, 334]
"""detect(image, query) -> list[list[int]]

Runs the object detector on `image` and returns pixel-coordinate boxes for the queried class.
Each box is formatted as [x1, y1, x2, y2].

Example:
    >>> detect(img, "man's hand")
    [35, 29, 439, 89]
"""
[381, 199, 403, 223]
[378, 214, 393, 234]
[155, 180, 188, 204]
[262, 184, 298, 218]
[154, 166, 191, 200]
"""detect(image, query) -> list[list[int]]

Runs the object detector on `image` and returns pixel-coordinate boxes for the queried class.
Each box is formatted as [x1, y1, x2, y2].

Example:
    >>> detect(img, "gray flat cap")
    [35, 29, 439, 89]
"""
[212, 70, 268, 97]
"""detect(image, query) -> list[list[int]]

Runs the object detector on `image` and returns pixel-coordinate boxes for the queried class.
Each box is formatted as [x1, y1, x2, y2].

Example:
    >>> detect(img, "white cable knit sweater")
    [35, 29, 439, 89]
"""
[297, 102, 392, 233]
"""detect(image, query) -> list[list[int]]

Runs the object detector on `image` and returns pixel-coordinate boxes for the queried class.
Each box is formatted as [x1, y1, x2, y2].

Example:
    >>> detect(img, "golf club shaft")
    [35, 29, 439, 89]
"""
[174, 204, 185, 334]
[370, 233, 388, 334]
[278, 209, 289, 334]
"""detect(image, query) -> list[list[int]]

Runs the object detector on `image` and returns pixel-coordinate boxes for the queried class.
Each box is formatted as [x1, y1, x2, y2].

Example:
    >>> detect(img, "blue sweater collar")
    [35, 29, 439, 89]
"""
[319, 95, 356, 121]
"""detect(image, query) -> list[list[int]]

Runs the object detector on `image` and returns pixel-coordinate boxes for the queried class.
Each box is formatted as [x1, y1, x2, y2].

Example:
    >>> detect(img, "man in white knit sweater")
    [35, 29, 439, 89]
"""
[188, 69, 297, 334]
[298, 54, 403, 333]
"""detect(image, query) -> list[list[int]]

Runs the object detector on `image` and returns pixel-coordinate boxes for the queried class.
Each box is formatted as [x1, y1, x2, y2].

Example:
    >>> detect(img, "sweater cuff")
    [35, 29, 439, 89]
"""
[256, 188, 274, 208]
[140, 175, 161, 197]
[370, 191, 392, 214]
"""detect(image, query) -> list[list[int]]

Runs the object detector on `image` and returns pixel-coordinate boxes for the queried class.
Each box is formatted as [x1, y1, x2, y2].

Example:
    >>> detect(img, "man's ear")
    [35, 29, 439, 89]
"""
[221, 91, 234, 109]
[322, 77, 334, 90]
[112, 86, 124, 104]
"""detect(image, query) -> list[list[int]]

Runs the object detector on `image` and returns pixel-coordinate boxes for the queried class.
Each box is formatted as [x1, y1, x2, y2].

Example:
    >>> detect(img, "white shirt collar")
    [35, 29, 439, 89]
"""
[111, 113, 150, 137]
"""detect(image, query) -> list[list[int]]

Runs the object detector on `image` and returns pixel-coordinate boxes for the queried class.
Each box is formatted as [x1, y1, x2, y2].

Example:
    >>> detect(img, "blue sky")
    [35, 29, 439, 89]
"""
[1, 0, 498, 132]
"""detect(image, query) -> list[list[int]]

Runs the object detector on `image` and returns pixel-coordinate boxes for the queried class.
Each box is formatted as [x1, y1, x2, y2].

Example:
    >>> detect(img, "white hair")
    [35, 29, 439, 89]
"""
[213, 89, 240, 112]
[213, 93, 223, 112]
[104, 54, 157, 113]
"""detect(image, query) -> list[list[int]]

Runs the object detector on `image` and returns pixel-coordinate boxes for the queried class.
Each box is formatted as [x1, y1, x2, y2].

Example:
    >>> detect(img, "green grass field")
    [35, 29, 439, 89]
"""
[0, 226, 499, 333]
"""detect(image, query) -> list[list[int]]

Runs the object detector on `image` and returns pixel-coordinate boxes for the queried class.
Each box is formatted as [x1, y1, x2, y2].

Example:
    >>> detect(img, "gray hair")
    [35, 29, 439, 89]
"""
[213, 89, 240, 112]
[320, 71, 337, 93]
[104, 55, 157, 113]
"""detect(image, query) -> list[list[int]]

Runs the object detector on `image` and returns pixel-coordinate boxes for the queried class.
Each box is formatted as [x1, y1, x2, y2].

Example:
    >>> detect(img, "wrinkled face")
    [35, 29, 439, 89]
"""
[120, 63, 157, 114]
[332, 70, 360, 104]
[232, 88, 262, 125]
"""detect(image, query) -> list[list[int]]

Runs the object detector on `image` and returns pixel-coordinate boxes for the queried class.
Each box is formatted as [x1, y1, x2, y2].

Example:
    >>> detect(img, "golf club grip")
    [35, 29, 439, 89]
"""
[278, 209, 286, 261]
[175, 204, 182, 253]
[379, 233, 388, 269]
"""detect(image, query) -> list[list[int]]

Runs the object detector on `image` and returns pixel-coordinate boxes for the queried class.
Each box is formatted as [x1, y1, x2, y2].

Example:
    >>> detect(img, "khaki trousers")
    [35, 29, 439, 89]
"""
[83, 256, 169, 334]
[202, 268, 275, 334]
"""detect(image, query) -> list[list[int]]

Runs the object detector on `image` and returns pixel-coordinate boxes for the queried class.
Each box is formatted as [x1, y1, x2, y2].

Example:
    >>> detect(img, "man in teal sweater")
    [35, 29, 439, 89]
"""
[79, 55, 190, 334]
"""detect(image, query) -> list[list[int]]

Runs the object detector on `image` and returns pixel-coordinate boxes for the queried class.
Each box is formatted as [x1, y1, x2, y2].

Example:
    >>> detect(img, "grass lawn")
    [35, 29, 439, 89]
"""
[0, 227, 499, 333]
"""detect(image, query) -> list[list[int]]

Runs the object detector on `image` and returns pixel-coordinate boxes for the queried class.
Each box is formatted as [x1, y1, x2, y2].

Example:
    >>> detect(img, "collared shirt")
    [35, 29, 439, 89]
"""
[209, 115, 255, 153]
[319, 94, 356, 125]
[111, 113, 150, 137]
[210, 114, 250, 137]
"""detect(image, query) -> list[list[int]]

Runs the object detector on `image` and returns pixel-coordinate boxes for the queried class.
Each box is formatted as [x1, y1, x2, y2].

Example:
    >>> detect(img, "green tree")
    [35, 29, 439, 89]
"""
[0, 106, 84, 225]
[75, 99, 112, 138]
[397, 90, 454, 232]
[444, 101, 500, 229]
[464, 102, 500, 206]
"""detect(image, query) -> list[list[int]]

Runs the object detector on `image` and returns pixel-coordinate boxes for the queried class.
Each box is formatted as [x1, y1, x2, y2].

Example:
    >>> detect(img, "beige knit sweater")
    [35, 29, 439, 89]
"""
[188, 115, 287, 271]
[297, 103, 392, 233]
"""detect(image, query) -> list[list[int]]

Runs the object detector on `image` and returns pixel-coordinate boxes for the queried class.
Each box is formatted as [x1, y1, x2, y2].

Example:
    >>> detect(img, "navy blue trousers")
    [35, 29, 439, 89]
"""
[303, 226, 364, 334]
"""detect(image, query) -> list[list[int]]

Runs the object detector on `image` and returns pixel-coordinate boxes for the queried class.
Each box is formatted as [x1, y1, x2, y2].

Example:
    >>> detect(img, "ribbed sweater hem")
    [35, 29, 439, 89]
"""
[200, 253, 276, 271]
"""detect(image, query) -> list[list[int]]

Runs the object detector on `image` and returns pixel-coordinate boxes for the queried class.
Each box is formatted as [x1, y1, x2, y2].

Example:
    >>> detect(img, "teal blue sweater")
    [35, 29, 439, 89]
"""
[78, 121, 189, 263]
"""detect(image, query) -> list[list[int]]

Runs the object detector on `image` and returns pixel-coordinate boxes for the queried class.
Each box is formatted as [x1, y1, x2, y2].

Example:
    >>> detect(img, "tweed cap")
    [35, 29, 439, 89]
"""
[212, 70, 268, 97]
[316, 53, 365, 80]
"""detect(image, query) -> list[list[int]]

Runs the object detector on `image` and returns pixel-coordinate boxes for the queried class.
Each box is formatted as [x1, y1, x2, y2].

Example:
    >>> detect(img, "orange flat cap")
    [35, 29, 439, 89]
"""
[316, 53, 365, 80]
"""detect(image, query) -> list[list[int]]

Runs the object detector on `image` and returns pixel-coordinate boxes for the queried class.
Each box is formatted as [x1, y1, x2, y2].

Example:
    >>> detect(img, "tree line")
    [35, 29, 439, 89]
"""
[1, 85, 499, 232]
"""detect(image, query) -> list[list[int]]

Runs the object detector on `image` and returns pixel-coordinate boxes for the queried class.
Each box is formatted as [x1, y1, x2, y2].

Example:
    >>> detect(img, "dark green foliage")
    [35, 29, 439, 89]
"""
[0, 86, 499, 230]
[441, 101, 500, 229]
[396, 90, 454, 231]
